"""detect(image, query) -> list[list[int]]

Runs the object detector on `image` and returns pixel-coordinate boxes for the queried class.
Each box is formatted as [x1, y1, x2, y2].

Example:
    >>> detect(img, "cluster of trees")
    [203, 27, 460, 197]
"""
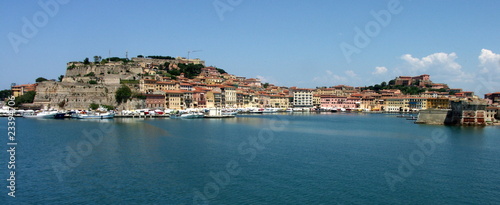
[145, 55, 175, 60]
[363, 80, 426, 95]
[36, 77, 48, 82]
[0, 90, 12, 101]
[216, 67, 227, 74]
[14, 91, 36, 105]
[106, 57, 131, 63]
[363, 79, 455, 95]
[115, 85, 132, 104]
[166, 63, 205, 79]
[82, 56, 132, 65]
[157, 62, 170, 70]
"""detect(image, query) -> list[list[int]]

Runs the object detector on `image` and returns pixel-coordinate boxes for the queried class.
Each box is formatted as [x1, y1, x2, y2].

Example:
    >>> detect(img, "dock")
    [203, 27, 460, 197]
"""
[114, 114, 170, 119]
[203, 115, 236, 118]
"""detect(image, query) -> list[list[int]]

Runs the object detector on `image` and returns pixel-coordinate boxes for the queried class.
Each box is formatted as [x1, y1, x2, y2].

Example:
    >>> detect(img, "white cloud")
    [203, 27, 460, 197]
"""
[312, 70, 348, 85]
[400, 52, 471, 82]
[372, 66, 388, 75]
[475, 49, 500, 94]
[479, 49, 500, 73]
[256, 75, 278, 84]
[345, 70, 357, 78]
[401, 52, 462, 73]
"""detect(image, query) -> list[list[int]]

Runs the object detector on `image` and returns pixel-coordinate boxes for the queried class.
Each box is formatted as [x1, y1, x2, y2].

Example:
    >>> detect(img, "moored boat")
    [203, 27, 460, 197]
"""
[76, 112, 115, 119]
[23, 110, 58, 118]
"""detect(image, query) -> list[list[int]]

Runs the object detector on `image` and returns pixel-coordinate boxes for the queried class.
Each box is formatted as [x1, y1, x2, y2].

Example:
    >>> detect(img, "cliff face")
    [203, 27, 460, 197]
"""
[33, 81, 144, 110]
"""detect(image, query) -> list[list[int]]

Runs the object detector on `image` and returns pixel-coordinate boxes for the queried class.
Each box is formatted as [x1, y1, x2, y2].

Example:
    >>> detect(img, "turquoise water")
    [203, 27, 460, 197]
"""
[1, 113, 499, 204]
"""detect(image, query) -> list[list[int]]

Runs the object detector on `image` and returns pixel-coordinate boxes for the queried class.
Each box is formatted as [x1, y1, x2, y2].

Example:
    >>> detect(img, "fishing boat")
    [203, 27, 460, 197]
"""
[23, 110, 58, 118]
[250, 108, 264, 114]
[263, 108, 278, 113]
[180, 112, 204, 119]
[222, 111, 238, 116]
[76, 112, 115, 119]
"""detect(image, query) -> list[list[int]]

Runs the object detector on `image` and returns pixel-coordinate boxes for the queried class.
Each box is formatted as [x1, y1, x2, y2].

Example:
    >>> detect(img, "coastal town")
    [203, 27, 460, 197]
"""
[2, 55, 499, 125]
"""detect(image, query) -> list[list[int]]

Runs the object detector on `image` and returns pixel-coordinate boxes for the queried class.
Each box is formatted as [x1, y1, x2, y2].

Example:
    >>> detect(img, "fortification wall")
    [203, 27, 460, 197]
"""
[33, 81, 143, 110]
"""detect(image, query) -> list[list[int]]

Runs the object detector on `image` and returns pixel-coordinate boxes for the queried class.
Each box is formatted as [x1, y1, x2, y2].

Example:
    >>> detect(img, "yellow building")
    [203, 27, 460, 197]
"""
[156, 81, 179, 91]
[165, 90, 184, 110]
[269, 95, 290, 108]
[139, 79, 156, 93]
[11, 84, 37, 97]
[427, 98, 450, 109]
[206, 90, 222, 108]
[383, 97, 408, 112]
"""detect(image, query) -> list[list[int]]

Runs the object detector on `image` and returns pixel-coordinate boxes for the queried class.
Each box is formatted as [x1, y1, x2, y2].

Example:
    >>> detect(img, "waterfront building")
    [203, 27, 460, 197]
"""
[182, 90, 194, 108]
[313, 94, 321, 108]
[145, 94, 166, 108]
[427, 98, 450, 109]
[449, 100, 488, 125]
[359, 96, 381, 111]
[383, 97, 409, 112]
[319, 95, 359, 109]
[192, 89, 207, 108]
[165, 90, 185, 110]
[206, 90, 222, 108]
[408, 97, 428, 111]
[269, 94, 290, 108]
[220, 85, 237, 108]
[293, 89, 313, 108]
[485, 107, 499, 123]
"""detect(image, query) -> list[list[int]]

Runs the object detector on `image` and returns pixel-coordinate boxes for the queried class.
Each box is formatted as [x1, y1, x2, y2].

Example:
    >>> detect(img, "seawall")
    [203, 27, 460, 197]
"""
[415, 109, 450, 125]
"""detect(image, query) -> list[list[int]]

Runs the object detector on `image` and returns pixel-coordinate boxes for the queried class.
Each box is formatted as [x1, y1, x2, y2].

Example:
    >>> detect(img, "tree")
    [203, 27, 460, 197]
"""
[216, 68, 227, 74]
[100, 59, 109, 64]
[388, 80, 396, 85]
[0, 89, 12, 101]
[93, 56, 102, 64]
[58, 75, 64, 82]
[163, 62, 170, 70]
[89, 103, 99, 110]
[381, 81, 387, 87]
[115, 85, 132, 104]
[263, 83, 270, 88]
[175, 63, 204, 78]
[14, 91, 36, 105]
[83, 57, 90, 65]
[36, 77, 48, 82]
[88, 80, 97, 84]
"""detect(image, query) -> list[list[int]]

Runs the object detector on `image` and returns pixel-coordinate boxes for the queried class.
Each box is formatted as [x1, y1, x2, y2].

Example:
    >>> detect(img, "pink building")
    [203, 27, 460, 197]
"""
[320, 95, 359, 109]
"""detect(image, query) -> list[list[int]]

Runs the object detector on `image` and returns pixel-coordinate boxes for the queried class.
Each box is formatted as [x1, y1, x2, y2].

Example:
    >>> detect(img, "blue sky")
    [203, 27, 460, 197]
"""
[1, 0, 499, 96]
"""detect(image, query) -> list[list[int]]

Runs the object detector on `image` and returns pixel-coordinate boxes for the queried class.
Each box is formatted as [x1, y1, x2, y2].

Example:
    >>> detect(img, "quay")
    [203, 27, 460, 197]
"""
[114, 114, 170, 119]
